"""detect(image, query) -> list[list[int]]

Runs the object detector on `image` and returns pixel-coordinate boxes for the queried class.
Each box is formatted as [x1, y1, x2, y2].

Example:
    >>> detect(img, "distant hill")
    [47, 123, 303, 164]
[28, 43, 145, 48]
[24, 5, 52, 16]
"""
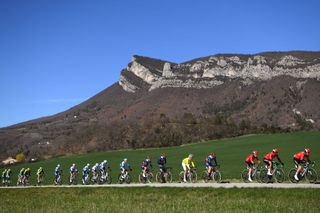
[1, 51, 320, 160]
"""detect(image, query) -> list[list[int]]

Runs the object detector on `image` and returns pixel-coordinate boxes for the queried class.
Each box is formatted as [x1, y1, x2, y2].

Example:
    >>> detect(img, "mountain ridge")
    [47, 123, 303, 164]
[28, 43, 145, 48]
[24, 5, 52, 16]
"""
[1, 51, 320, 161]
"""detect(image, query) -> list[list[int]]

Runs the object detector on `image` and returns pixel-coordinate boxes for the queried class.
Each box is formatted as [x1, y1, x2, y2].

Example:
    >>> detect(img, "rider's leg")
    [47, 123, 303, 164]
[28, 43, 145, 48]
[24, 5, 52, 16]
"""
[267, 161, 272, 175]
[182, 163, 187, 182]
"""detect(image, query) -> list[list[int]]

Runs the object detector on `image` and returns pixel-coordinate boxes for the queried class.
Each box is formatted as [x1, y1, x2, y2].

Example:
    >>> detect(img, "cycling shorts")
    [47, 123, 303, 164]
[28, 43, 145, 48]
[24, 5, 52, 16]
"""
[182, 163, 188, 171]
[293, 158, 305, 166]
[246, 162, 254, 168]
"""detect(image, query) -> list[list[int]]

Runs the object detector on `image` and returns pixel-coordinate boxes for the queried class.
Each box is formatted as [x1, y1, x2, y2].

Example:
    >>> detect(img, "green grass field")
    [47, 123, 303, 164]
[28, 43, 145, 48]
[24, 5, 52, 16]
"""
[0, 188, 319, 213]
[2, 131, 320, 185]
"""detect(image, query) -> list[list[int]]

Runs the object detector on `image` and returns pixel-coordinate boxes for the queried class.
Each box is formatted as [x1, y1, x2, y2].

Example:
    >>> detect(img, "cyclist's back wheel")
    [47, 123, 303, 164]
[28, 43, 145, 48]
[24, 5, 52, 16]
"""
[202, 171, 210, 183]
[259, 168, 270, 183]
[138, 173, 146, 183]
[166, 172, 172, 183]
[288, 168, 298, 183]
[241, 169, 249, 183]
[125, 174, 131, 184]
[156, 172, 163, 183]
[118, 174, 124, 184]
[275, 169, 285, 183]
[190, 172, 197, 183]
[306, 168, 317, 183]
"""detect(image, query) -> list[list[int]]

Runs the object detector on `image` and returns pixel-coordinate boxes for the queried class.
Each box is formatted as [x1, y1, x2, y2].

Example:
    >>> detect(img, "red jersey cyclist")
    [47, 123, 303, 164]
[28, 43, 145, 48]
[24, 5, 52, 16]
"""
[245, 150, 260, 182]
[263, 148, 284, 176]
[293, 148, 311, 181]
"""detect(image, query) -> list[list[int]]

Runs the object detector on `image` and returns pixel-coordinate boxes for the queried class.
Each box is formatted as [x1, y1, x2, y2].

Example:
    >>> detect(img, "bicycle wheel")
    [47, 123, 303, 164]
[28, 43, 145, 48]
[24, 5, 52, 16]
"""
[288, 168, 298, 183]
[179, 171, 185, 182]
[148, 172, 154, 183]
[139, 173, 146, 183]
[275, 169, 285, 183]
[166, 172, 172, 183]
[259, 168, 269, 183]
[156, 172, 162, 183]
[118, 174, 124, 184]
[106, 175, 112, 184]
[241, 169, 249, 183]
[202, 171, 210, 183]
[190, 172, 197, 183]
[306, 168, 317, 183]
[213, 171, 221, 183]
[125, 174, 131, 184]
[255, 170, 262, 183]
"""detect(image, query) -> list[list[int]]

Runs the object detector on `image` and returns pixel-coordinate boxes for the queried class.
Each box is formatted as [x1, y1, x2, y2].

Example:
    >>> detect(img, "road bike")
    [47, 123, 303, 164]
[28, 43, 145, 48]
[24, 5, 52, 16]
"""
[179, 167, 197, 183]
[118, 170, 132, 184]
[54, 174, 62, 185]
[241, 165, 262, 183]
[99, 170, 112, 184]
[69, 173, 77, 185]
[202, 166, 221, 183]
[288, 161, 317, 183]
[156, 167, 172, 183]
[139, 170, 153, 183]
[260, 161, 285, 183]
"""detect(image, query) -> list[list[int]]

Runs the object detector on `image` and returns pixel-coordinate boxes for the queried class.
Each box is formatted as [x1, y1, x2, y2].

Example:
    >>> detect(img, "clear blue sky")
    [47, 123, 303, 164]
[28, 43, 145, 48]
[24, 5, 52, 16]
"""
[0, 0, 320, 127]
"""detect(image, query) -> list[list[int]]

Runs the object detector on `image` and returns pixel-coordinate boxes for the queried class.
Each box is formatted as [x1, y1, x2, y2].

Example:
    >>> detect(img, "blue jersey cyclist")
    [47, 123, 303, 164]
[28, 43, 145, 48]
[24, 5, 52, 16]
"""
[119, 158, 132, 177]
[141, 156, 153, 178]
[205, 152, 218, 177]
[99, 160, 110, 175]
[82, 164, 90, 184]
[158, 154, 167, 173]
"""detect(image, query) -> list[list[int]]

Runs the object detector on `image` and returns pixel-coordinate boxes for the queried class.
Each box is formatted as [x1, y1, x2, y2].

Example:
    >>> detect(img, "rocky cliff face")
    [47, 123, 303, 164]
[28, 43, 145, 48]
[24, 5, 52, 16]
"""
[1, 51, 320, 160]
[119, 52, 320, 92]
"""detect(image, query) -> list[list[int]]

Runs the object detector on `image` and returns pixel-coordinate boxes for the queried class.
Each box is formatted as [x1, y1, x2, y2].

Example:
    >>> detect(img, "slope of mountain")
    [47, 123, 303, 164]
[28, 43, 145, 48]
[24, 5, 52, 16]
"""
[1, 51, 320, 160]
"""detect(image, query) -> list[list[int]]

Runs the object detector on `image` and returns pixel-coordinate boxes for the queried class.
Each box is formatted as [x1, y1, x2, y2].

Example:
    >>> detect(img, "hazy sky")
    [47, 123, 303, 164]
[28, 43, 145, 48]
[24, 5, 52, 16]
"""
[1, 0, 320, 127]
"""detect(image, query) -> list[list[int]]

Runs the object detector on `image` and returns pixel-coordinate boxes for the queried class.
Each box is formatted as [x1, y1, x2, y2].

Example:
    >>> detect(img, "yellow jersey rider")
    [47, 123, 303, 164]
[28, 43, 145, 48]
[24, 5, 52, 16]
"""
[182, 154, 195, 182]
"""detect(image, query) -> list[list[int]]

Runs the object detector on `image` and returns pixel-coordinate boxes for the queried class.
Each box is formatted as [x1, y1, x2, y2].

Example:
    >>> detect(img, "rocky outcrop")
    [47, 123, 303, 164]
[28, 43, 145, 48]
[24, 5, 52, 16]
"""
[119, 52, 320, 93]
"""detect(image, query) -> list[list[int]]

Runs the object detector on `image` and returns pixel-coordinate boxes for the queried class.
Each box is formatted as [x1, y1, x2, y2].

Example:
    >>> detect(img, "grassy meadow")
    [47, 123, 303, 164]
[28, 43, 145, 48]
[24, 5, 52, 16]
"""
[2, 131, 320, 185]
[0, 187, 320, 213]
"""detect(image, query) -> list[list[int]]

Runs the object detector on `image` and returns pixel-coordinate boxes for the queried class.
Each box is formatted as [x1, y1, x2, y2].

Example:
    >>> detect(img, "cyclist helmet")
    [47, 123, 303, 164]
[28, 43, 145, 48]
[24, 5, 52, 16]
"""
[273, 148, 279, 153]
[72, 163, 76, 167]
[124, 158, 128, 162]
[211, 152, 216, 157]
[86, 163, 90, 167]
[57, 164, 60, 168]
[188, 154, 193, 158]
[304, 148, 311, 154]
[39, 167, 43, 170]
[103, 160, 108, 164]
[95, 163, 99, 166]
[253, 150, 258, 156]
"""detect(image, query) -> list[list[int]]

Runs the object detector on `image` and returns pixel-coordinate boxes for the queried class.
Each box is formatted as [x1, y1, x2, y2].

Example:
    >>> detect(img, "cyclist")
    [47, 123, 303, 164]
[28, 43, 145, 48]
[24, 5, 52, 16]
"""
[54, 164, 62, 184]
[245, 150, 260, 182]
[82, 163, 90, 184]
[99, 160, 110, 177]
[182, 154, 195, 183]
[5, 169, 12, 186]
[36, 167, 45, 185]
[293, 148, 311, 181]
[158, 153, 167, 173]
[91, 163, 99, 183]
[17, 168, 25, 185]
[205, 152, 219, 179]
[2, 169, 7, 186]
[69, 163, 78, 183]
[263, 148, 284, 176]
[23, 168, 31, 185]
[119, 158, 132, 179]
[141, 156, 153, 179]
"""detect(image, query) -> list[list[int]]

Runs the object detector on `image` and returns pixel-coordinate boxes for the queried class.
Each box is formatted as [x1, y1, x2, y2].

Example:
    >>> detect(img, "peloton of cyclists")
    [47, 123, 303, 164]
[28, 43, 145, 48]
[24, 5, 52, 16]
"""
[293, 148, 311, 181]
[245, 150, 260, 182]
